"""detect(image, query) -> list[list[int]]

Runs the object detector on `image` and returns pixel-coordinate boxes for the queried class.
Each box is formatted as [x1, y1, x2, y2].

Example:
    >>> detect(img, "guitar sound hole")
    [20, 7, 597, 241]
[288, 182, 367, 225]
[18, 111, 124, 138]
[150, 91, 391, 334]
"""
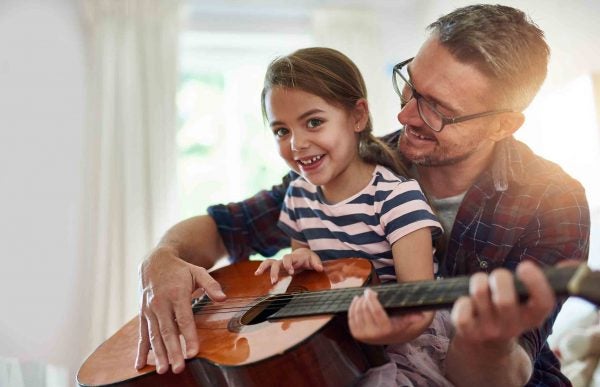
[241, 294, 292, 325]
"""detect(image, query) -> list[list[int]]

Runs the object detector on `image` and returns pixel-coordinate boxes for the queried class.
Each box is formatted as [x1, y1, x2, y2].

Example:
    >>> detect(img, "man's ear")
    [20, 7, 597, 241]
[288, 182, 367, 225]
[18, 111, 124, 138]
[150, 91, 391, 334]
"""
[353, 98, 369, 132]
[489, 112, 524, 142]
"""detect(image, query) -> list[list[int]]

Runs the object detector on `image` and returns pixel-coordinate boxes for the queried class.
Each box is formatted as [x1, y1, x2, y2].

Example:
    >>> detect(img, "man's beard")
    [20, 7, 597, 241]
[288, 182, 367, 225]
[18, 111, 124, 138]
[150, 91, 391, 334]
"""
[408, 147, 479, 167]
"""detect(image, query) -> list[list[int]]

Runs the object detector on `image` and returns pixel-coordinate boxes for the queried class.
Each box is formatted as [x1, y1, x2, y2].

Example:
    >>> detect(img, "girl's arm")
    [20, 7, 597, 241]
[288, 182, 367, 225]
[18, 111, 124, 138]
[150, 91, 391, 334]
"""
[348, 228, 435, 345]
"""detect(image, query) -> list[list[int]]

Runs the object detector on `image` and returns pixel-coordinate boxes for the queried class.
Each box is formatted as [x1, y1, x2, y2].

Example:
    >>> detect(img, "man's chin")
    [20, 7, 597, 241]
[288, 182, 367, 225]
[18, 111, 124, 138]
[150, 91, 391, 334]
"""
[400, 150, 459, 167]
[399, 147, 434, 166]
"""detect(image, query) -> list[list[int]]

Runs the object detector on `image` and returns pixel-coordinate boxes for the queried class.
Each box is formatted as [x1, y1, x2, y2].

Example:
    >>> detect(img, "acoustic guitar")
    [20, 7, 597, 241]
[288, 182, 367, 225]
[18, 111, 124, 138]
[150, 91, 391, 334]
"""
[77, 258, 600, 387]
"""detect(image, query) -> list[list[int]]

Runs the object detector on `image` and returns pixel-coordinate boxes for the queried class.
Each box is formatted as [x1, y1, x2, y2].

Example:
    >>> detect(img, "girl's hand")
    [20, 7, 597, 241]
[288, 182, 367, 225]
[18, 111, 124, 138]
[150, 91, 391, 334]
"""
[254, 247, 323, 284]
[348, 288, 427, 345]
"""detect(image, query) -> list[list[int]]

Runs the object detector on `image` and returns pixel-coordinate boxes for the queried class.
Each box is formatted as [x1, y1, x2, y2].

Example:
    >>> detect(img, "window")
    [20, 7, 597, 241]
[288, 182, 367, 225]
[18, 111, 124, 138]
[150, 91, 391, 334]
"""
[177, 30, 312, 258]
[517, 74, 600, 269]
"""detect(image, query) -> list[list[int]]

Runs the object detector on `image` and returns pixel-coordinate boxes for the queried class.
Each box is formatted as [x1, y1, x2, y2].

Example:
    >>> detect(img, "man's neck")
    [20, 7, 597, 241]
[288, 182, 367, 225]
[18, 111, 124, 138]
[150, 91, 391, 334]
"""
[416, 147, 495, 199]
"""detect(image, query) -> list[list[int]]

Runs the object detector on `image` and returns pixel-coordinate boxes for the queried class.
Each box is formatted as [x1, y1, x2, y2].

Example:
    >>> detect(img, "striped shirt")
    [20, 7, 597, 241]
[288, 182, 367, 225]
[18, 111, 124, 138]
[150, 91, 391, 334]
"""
[278, 165, 442, 282]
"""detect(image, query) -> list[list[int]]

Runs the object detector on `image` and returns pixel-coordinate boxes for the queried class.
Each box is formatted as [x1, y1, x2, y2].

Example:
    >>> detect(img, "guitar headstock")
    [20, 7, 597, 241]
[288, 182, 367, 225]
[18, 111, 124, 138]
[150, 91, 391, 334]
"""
[566, 264, 600, 306]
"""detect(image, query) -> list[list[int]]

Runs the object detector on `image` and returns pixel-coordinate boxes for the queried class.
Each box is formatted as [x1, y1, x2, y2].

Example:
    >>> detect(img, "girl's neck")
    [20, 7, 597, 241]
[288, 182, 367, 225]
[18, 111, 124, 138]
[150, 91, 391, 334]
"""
[320, 160, 375, 204]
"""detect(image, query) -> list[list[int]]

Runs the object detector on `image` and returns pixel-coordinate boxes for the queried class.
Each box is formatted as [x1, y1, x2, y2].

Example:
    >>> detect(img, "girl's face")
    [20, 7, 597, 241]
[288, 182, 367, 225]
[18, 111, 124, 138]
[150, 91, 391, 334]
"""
[265, 86, 370, 201]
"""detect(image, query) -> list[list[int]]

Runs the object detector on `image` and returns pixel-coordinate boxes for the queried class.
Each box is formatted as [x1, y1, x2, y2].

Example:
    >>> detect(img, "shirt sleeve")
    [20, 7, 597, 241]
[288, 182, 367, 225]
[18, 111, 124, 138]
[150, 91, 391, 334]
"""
[277, 183, 309, 243]
[206, 171, 298, 262]
[380, 180, 443, 245]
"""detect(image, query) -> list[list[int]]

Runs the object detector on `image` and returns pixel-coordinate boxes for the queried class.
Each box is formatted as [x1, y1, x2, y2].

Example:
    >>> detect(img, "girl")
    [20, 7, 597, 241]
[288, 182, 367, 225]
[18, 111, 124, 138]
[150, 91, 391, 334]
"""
[254, 47, 449, 384]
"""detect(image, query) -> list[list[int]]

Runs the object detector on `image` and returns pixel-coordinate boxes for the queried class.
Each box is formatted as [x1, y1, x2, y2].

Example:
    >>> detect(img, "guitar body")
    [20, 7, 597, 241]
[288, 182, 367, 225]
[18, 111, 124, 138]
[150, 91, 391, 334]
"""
[77, 258, 383, 387]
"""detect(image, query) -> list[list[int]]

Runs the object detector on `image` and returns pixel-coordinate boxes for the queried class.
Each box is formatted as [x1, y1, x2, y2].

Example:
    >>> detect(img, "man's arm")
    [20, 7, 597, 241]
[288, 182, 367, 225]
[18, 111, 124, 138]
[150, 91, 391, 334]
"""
[446, 177, 590, 386]
[207, 171, 296, 260]
[154, 215, 228, 267]
[155, 215, 227, 269]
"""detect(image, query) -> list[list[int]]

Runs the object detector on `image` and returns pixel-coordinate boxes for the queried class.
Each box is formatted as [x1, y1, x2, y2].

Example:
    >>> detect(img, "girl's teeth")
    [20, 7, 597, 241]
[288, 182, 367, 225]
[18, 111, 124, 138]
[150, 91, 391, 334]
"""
[299, 155, 322, 165]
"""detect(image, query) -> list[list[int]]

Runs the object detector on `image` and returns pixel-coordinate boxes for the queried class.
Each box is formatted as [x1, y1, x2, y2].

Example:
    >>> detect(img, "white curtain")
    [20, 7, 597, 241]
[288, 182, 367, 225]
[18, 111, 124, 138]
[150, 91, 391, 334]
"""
[80, 0, 180, 350]
[312, 7, 393, 134]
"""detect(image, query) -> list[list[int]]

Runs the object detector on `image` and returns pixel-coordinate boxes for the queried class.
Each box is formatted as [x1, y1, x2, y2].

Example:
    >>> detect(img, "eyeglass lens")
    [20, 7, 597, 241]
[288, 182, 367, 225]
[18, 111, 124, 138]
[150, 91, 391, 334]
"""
[394, 65, 443, 131]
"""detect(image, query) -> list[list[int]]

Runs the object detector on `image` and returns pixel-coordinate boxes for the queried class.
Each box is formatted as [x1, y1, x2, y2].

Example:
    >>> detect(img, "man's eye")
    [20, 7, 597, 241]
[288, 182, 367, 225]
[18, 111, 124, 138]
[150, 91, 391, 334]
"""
[273, 127, 289, 137]
[307, 118, 322, 128]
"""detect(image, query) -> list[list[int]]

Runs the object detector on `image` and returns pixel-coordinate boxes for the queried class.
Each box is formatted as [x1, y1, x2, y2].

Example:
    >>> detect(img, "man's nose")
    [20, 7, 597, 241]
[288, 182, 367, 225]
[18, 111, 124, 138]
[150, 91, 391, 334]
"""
[397, 98, 421, 127]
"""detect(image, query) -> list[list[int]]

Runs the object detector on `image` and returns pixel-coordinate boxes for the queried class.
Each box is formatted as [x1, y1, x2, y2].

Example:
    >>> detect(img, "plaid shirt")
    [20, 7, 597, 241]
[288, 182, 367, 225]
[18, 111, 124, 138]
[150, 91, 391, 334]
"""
[208, 129, 590, 386]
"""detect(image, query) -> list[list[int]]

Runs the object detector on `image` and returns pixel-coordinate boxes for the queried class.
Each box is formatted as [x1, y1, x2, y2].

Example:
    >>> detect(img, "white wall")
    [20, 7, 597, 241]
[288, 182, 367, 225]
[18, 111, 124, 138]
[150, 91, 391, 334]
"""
[0, 0, 86, 384]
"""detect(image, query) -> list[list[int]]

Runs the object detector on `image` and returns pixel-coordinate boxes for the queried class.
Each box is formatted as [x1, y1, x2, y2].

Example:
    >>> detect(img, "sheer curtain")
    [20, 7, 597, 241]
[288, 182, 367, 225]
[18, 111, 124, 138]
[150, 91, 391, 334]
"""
[80, 0, 180, 351]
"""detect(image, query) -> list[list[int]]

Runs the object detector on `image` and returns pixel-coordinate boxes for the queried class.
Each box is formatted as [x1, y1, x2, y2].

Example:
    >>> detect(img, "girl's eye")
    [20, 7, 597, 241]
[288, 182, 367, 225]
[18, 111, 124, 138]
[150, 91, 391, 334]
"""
[273, 127, 289, 138]
[307, 118, 323, 128]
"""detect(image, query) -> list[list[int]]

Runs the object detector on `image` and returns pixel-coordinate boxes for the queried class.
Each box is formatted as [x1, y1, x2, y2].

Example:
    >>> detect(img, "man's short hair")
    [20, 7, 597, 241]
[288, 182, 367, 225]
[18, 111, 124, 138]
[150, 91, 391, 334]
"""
[428, 4, 550, 111]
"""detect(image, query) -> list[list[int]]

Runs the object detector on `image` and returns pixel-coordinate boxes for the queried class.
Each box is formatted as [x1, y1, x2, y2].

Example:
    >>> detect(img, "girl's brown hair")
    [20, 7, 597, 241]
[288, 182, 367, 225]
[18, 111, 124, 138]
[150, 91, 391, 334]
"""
[261, 47, 408, 177]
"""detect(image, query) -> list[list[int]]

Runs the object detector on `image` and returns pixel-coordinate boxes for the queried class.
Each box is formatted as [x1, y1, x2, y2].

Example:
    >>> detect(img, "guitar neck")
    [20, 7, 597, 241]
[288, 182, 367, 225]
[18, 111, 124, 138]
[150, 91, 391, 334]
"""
[269, 265, 582, 320]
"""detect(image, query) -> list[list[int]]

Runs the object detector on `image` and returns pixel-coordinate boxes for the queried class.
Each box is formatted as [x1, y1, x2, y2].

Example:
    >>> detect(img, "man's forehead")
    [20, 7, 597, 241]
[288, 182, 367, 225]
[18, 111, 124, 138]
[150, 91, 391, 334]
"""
[410, 37, 494, 112]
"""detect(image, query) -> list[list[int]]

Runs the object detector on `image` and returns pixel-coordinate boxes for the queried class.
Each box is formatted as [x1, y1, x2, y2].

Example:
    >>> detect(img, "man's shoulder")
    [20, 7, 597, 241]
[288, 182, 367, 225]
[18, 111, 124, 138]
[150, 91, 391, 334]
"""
[379, 129, 403, 147]
[509, 138, 584, 192]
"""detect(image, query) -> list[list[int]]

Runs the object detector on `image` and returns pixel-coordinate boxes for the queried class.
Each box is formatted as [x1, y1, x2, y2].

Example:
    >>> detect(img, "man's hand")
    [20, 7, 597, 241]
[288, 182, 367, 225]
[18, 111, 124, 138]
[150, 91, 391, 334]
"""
[447, 261, 556, 386]
[254, 247, 323, 284]
[135, 246, 226, 374]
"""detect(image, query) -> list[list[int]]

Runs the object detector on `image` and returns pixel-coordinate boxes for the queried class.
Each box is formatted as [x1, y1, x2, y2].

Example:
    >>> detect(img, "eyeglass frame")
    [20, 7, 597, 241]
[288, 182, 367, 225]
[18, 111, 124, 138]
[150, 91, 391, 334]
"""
[392, 57, 514, 132]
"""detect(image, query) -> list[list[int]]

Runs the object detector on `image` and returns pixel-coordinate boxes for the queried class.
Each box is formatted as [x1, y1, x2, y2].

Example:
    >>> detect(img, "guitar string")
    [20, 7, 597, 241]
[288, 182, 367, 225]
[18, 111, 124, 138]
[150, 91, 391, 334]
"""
[190, 276, 470, 309]
[190, 275, 471, 305]
[189, 284, 471, 317]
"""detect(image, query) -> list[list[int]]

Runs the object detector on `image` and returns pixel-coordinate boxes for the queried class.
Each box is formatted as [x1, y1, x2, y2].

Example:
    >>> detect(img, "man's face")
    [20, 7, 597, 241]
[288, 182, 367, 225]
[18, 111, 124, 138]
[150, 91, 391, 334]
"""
[397, 37, 500, 167]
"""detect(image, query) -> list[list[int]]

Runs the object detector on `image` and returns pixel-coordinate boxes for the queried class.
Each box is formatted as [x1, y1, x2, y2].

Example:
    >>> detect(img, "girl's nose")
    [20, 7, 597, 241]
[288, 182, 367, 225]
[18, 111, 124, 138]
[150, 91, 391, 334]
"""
[291, 133, 309, 151]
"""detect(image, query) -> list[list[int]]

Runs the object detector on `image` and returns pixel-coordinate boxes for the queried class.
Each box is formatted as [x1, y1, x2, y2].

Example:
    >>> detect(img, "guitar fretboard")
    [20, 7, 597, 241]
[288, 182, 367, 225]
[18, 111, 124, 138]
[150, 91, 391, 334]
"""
[269, 265, 579, 320]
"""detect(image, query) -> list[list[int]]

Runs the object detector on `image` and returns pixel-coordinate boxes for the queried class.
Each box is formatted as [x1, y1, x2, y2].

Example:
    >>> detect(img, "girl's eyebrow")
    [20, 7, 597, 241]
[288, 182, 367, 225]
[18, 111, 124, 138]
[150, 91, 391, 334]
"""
[298, 108, 325, 121]
[269, 108, 326, 127]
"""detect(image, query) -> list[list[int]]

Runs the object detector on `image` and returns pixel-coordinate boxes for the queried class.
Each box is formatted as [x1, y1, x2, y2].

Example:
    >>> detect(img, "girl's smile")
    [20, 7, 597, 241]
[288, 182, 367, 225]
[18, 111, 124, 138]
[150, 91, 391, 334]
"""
[265, 86, 373, 203]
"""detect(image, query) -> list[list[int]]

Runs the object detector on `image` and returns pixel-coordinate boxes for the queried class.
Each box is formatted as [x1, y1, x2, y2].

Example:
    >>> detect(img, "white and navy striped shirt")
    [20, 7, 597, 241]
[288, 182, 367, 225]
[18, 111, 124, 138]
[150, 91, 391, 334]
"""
[278, 165, 442, 282]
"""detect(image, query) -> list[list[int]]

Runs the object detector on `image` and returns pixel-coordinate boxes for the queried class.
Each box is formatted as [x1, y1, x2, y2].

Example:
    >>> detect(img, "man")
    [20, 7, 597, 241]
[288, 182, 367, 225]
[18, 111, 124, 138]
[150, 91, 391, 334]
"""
[136, 4, 590, 386]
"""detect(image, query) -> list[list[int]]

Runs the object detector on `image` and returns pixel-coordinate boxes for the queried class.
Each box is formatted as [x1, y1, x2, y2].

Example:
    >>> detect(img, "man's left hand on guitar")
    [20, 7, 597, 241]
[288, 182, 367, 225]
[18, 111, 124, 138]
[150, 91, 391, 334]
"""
[446, 261, 557, 386]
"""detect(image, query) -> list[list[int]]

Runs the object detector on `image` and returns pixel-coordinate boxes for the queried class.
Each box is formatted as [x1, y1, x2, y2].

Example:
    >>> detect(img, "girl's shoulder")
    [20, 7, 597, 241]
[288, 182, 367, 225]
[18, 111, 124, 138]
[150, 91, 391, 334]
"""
[371, 165, 427, 201]
[373, 164, 415, 185]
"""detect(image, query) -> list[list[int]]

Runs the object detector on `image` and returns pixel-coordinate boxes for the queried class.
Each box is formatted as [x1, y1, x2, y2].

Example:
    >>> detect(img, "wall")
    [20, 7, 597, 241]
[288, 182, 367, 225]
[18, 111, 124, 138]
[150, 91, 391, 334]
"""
[0, 0, 86, 384]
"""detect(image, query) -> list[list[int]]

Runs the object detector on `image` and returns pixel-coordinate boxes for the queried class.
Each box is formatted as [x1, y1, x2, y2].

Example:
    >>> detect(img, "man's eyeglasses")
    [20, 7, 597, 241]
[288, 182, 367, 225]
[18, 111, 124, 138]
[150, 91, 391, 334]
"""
[392, 58, 513, 132]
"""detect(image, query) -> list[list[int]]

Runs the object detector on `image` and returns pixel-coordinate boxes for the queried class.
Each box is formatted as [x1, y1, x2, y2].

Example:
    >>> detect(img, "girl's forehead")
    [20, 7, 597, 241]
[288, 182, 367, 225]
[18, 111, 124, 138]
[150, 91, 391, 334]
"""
[267, 87, 330, 107]
[267, 87, 347, 110]
[265, 87, 351, 120]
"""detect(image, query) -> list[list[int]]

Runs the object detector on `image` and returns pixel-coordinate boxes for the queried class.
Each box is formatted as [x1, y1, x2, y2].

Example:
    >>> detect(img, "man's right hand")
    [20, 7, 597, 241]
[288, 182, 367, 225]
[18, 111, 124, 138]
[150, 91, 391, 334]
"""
[135, 246, 227, 374]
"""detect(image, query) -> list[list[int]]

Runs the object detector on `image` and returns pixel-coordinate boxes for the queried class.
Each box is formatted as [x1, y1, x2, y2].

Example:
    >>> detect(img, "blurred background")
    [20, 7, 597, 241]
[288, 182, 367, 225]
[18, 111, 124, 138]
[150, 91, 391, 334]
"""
[1, 0, 599, 385]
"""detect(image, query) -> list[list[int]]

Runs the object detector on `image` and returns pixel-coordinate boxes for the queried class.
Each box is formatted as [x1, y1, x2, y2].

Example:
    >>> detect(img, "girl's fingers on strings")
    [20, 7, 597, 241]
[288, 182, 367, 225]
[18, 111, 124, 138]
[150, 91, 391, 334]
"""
[270, 261, 282, 284]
